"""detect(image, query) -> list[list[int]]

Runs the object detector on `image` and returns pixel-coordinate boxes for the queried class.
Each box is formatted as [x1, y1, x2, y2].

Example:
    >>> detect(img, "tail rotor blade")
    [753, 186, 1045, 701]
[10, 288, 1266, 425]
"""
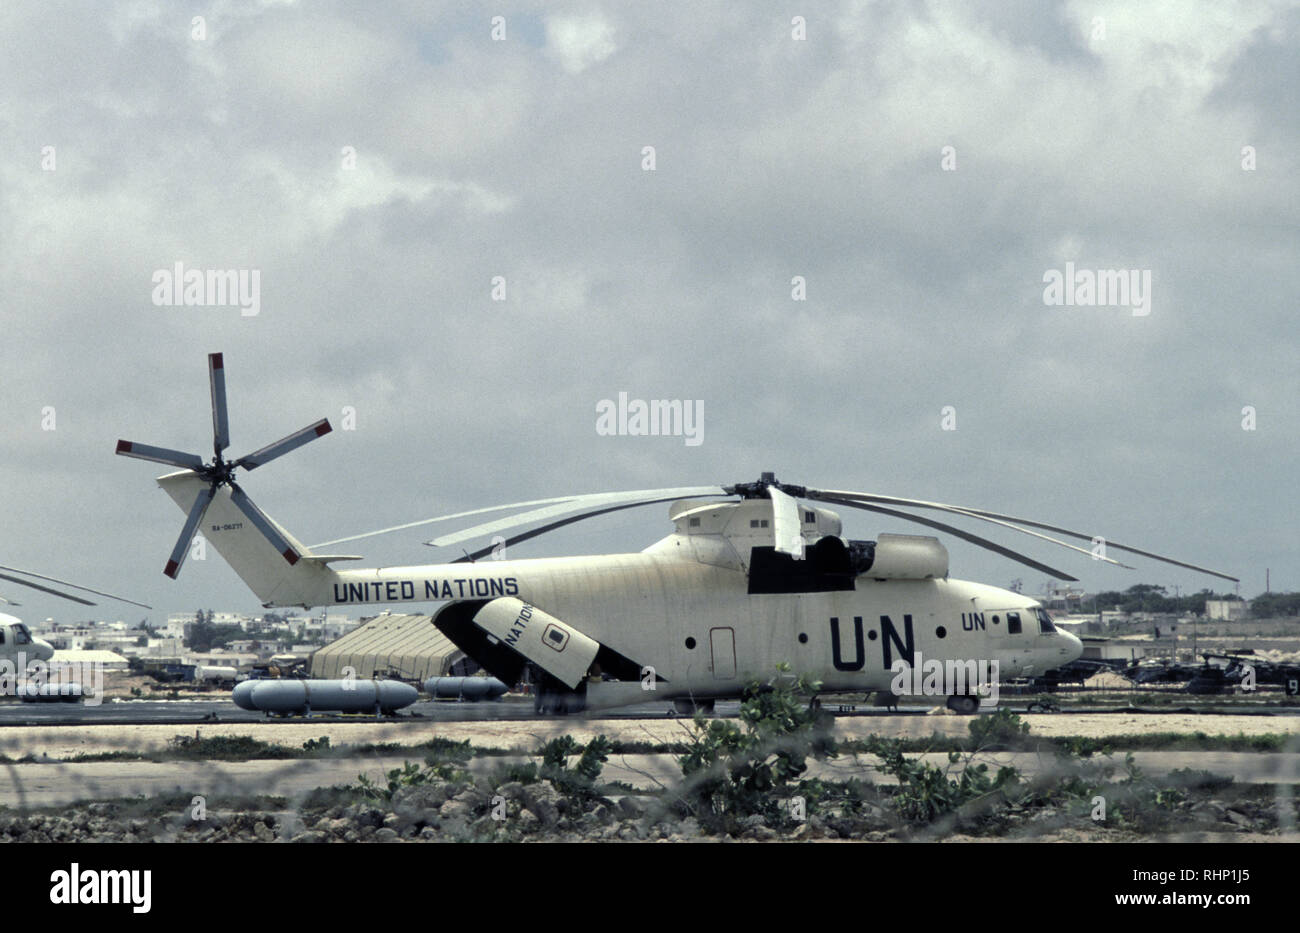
[116, 441, 205, 471]
[235, 419, 332, 471]
[228, 484, 300, 565]
[209, 352, 230, 454]
[165, 484, 217, 578]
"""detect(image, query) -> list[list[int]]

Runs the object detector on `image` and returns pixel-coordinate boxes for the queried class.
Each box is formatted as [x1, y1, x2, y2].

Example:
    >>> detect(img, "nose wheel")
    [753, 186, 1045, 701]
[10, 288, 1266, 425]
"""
[946, 695, 979, 714]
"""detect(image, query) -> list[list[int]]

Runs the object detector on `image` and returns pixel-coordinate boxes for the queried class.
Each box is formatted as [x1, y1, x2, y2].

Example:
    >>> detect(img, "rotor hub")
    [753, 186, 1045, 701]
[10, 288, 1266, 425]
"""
[727, 472, 807, 499]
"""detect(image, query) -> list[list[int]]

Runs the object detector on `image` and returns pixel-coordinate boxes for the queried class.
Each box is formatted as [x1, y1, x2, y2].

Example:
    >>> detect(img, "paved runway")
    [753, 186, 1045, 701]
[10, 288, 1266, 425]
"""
[3, 695, 1297, 727]
[0, 697, 751, 726]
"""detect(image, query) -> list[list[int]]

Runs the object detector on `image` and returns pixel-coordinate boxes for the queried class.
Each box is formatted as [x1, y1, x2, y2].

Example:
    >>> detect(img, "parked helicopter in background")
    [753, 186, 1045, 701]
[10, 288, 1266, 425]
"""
[0, 563, 148, 673]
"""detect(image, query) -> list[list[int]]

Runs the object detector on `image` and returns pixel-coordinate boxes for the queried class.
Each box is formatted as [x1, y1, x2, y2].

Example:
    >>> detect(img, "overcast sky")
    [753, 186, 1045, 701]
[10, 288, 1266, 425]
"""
[0, 0, 1295, 626]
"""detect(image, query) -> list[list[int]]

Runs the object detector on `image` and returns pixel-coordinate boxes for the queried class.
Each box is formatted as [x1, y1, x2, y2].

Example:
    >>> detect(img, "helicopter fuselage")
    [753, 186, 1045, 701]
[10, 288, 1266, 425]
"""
[322, 549, 1081, 704]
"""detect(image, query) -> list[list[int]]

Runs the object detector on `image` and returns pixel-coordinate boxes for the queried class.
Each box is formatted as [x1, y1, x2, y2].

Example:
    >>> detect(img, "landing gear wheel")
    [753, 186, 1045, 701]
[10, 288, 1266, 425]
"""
[534, 688, 585, 716]
[946, 695, 979, 714]
[672, 698, 715, 715]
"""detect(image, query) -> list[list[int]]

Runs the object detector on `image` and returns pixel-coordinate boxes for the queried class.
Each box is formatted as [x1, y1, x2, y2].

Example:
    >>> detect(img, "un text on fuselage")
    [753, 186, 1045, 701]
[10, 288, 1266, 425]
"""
[828, 613, 1000, 702]
[332, 576, 519, 604]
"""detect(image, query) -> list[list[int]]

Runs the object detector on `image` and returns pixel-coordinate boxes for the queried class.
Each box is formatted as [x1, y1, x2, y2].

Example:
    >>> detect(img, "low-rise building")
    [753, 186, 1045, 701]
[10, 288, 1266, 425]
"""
[1206, 599, 1249, 621]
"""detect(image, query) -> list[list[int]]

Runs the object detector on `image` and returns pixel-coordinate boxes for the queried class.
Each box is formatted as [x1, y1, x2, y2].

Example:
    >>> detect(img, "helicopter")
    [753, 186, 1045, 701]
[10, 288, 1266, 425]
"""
[0, 560, 148, 675]
[117, 354, 1238, 715]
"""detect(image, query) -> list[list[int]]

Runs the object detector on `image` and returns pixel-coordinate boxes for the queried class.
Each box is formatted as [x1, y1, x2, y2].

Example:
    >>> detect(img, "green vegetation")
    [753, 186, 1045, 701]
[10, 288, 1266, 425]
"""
[167, 734, 299, 761]
[672, 664, 836, 834]
[354, 738, 475, 801]
[1249, 592, 1300, 619]
[537, 734, 612, 803]
[1090, 583, 1239, 615]
[858, 736, 1020, 825]
[1083, 583, 1299, 619]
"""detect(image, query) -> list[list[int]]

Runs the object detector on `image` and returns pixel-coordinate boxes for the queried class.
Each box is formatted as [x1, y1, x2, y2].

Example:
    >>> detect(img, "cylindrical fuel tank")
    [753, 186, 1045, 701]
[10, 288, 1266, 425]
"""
[194, 665, 238, 683]
[18, 682, 83, 703]
[423, 676, 508, 700]
[230, 679, 418, 714]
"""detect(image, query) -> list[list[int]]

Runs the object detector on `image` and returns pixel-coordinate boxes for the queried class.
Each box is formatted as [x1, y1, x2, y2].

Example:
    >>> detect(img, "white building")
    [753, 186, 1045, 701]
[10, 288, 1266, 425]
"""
[1206, 599, 1249, 621]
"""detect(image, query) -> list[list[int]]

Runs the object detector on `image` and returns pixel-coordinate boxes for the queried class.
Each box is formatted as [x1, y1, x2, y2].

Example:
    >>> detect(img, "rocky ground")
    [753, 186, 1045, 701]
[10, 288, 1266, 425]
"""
[0, 770, 1291, 843]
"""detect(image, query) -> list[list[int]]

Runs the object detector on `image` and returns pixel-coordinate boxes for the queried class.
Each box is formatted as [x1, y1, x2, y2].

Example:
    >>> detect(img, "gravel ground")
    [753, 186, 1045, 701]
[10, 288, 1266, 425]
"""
[5, 712, 1300, 760]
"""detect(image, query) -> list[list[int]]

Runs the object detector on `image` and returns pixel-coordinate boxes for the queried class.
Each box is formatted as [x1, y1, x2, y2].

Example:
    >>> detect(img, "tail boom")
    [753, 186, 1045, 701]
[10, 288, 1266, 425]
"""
[158, 472, 338, 607]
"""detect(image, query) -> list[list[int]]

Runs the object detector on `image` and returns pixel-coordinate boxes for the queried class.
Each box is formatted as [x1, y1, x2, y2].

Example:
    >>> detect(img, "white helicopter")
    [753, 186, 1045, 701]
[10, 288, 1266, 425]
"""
[0, 613, 54, 667]
[0, 567, 147, 670]
[117, 355, 1238, 714]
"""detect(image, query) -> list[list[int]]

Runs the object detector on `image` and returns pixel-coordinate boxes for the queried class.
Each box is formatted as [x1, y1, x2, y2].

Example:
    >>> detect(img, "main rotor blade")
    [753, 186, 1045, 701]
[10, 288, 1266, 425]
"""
[810, 489, 1237, 582]
[235, 419, 332, 471]
[427, 486, 728, 548]
[228, 484, 300, 565]
[165, 484, 217, 579]
[0, 565, 152, 609]
[116, 441, 205, 471]
[310, 495, 587, 549]
[817, 496, 1079, 581]
[0, 572, 95, 606]
[451, 495, 720, 562]
[209, 352, 230, 455]
[768, 486, 804, 555]
[812, 492, 1133, 570]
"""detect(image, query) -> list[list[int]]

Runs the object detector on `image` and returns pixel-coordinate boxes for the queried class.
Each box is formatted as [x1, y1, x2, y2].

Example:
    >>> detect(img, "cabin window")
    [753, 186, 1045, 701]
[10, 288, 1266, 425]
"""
[749, 519, 769, 528]
[804, 510, 815, 523]
[0, 630, 5, 645]
[1006, 612, 1022, 635]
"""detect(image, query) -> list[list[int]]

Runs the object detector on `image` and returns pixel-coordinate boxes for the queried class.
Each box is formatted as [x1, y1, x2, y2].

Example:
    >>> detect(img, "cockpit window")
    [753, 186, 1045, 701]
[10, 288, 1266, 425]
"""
[13, 625, 30, 644]
[1006, 611, 1022, 634]
[1035, 608, 1055, 633]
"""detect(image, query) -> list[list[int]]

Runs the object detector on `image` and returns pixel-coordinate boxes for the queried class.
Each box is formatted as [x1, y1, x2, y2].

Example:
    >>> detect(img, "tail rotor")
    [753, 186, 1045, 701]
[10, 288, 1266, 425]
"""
[117, 352, 332, 579]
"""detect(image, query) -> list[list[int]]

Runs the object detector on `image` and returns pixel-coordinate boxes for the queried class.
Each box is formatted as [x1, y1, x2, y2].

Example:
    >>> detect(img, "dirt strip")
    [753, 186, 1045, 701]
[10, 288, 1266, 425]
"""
[4, 712, 1300, 759]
